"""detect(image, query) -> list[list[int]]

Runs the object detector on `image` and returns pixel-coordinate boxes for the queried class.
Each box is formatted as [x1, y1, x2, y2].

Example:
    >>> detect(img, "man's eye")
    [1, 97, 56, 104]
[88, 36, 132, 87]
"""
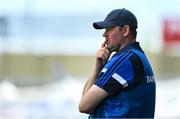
[107, 28, 113, 31]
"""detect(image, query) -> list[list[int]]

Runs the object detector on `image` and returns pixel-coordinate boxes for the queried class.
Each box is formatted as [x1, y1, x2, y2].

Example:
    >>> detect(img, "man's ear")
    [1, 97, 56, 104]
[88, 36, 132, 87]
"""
[122, 25, 130, 37]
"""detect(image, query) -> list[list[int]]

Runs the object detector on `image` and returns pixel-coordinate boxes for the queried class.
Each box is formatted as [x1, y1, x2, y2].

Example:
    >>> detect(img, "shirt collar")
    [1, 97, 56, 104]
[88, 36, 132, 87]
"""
[113, 42, 144, 56]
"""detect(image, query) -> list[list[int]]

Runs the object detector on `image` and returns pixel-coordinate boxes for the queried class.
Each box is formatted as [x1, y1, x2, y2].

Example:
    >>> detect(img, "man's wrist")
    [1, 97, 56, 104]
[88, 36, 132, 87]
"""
[92, 65, 102, 75]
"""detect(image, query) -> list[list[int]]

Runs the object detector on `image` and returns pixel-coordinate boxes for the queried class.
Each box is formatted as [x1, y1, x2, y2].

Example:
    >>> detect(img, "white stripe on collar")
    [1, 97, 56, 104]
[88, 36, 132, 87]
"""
[101, 68, 107, 73]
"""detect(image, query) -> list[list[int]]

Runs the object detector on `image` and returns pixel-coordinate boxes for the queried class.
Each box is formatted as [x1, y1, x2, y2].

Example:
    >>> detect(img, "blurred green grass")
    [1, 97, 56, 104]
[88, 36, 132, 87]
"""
[0, 52, 180, 86]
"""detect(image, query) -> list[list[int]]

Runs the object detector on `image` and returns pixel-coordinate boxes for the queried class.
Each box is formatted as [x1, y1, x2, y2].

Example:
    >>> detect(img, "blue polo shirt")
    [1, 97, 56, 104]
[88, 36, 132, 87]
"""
[89, 42, 156, 118]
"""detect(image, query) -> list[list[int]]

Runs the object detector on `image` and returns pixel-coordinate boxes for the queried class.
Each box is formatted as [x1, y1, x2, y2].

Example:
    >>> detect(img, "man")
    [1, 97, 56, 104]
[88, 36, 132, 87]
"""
[79, 8, 156, 118]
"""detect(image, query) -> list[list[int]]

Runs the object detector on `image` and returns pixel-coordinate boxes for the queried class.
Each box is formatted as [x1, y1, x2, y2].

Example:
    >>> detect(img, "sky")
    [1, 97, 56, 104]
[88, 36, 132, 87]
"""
[0, 0, 180, 55]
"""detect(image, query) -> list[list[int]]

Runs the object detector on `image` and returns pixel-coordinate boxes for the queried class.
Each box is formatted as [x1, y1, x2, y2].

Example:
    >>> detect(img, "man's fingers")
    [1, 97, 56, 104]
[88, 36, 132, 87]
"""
[97, 48, 110, 60]
[101, 40, 108, 48]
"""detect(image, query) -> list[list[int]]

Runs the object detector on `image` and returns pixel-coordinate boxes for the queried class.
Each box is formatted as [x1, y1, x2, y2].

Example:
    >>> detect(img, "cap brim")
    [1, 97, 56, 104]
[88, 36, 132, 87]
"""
[93, 21, 113, 29]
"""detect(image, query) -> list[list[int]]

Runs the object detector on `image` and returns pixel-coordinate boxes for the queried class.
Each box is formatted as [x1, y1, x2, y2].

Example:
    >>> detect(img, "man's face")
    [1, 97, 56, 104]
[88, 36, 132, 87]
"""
[103, 26, 124, 52]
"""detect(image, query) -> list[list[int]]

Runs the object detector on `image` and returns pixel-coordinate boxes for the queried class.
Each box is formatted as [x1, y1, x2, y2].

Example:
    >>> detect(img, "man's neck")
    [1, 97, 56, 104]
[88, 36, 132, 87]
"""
[120, 38, 136, 50]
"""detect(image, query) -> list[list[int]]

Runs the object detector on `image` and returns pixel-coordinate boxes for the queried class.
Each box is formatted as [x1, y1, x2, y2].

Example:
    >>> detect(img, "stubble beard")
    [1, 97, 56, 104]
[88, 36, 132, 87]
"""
[107, 44, 119, 52]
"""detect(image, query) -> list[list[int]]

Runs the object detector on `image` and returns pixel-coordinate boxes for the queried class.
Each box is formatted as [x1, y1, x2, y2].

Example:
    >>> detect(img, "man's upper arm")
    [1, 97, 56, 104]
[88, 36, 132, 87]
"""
[79, 84, 109, 114]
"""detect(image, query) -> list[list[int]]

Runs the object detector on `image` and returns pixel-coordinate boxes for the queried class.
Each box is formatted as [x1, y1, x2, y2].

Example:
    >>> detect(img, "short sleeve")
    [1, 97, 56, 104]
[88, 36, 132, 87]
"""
[95, 52, 144, 96]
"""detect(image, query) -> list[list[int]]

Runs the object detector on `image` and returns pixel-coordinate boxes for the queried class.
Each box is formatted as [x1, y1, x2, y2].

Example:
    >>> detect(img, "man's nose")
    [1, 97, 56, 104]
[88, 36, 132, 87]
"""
[103, 30, 108, 37]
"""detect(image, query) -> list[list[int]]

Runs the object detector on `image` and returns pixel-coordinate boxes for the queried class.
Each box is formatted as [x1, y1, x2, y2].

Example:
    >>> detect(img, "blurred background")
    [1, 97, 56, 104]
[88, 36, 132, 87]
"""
[0, 0, 180, 118]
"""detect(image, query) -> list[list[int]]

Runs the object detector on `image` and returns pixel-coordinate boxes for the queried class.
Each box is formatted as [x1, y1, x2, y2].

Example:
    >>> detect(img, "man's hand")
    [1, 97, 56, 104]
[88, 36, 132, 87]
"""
[79, 40, 111, 114]
[95, 40, 112, 72]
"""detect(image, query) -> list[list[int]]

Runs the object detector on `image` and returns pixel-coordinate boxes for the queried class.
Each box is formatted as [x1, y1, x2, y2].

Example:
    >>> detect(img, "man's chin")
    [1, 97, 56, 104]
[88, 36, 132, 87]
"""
[108, 46, 119, 52]
[109, 47, 118, 52]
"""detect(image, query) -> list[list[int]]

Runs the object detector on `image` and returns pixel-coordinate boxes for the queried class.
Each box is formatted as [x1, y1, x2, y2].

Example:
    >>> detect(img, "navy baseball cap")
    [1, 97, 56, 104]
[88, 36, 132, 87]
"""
[93, 8, 138, 30]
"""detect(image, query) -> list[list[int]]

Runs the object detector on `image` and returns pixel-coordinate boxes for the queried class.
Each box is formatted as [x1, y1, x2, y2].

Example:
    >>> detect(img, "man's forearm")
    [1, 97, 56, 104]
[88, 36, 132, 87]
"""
[82, 67, 100, 96]
[79, 66, 109, 114]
